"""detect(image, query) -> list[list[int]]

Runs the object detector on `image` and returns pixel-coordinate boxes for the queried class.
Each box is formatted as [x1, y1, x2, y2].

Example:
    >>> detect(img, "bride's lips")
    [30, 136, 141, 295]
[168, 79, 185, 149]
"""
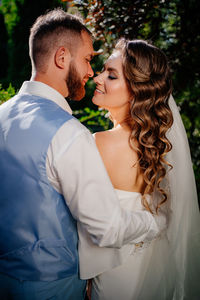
[94, 88, 105, 95]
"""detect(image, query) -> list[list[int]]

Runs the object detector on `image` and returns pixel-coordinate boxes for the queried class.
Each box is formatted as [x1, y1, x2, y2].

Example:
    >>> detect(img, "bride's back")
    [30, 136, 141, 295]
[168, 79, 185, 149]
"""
[94, 127, 145, 193]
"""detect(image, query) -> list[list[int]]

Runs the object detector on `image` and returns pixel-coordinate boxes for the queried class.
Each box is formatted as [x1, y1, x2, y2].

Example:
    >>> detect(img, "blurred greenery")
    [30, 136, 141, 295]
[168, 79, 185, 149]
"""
[0, 0, 64, 87]
[0, 83, 16, 103]
[0, 0, 199, 199]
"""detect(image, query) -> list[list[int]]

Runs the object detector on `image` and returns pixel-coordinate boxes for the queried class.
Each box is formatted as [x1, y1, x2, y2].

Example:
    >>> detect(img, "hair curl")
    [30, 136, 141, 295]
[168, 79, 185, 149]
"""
[116, 39, 173, 214]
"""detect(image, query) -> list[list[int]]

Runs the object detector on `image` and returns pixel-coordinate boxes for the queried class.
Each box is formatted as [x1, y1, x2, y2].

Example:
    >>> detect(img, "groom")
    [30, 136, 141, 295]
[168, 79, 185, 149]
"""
[0, 8, 165, 300]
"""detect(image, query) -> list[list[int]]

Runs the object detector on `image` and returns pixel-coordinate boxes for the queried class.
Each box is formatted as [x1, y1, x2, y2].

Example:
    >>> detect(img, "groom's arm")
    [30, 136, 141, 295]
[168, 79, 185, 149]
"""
[47, 119, 167, 248]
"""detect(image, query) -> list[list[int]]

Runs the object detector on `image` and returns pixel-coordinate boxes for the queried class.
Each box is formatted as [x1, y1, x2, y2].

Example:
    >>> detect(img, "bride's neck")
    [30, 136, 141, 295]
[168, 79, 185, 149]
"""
[109, 105, 129, 129]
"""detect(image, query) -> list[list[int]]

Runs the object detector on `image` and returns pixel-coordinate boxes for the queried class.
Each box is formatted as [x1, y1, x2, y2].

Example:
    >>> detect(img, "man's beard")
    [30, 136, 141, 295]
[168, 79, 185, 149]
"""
[66, 62, 86, 101]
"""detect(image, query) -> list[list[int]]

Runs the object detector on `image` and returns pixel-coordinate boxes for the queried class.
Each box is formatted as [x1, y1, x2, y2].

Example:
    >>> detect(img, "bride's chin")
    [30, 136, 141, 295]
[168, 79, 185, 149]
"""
[92, 96, 98, 105]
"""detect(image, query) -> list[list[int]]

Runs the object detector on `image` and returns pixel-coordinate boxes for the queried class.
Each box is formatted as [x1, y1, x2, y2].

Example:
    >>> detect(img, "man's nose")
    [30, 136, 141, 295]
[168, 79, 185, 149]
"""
[88, 63, 94, 78]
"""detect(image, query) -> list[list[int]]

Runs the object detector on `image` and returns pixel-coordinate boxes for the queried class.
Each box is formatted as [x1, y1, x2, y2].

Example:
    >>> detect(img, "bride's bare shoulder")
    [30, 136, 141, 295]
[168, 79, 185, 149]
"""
[93, 130, 115, 154]
[93, 130, 112, 141]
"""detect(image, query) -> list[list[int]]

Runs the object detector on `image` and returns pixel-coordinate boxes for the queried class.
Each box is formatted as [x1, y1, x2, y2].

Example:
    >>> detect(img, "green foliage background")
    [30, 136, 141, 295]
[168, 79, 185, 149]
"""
[0, 0, 199, 199]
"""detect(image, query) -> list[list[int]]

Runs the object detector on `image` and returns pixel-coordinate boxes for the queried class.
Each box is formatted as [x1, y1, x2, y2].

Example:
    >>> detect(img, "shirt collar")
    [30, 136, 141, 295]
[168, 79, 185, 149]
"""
[18, 81, 72, 115]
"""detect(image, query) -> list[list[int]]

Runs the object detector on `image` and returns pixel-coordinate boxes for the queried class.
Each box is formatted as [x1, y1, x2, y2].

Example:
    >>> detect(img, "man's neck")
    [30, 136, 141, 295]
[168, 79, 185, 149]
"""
[31, 72, 69, 98]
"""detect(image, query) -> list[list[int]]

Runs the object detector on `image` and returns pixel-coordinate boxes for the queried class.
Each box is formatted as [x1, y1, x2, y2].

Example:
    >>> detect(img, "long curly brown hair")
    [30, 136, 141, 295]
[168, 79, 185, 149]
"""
[116, 39, 173, 214]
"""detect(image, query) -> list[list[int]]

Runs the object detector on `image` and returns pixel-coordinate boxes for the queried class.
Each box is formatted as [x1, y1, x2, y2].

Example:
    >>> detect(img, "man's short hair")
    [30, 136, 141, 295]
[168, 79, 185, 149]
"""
[29, 8, 91, 71]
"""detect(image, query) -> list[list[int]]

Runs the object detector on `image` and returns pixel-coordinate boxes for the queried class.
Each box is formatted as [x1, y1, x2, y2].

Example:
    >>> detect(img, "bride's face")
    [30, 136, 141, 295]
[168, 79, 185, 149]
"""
[92, 51, 131, 110]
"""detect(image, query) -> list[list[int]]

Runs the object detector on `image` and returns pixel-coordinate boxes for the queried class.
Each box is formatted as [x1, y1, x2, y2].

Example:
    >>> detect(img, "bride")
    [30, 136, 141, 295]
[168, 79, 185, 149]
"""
[78, 39, 200, 299]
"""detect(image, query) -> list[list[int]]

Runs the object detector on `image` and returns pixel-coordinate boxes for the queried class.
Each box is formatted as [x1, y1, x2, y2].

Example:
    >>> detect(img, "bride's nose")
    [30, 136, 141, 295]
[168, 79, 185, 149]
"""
[94, 73, 103, 85]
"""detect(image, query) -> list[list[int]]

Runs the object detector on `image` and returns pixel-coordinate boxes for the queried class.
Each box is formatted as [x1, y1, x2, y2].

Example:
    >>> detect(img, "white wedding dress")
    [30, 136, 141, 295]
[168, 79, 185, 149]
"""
[91, 189, 175, 300]
[78, 96, 200, 300]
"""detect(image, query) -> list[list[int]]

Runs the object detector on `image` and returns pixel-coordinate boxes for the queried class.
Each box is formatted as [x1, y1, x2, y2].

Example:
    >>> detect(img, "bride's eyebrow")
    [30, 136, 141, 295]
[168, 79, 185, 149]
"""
[106, 67, 119, 75]
[100, 64, 119, 76]
[103, 63, 119, 75]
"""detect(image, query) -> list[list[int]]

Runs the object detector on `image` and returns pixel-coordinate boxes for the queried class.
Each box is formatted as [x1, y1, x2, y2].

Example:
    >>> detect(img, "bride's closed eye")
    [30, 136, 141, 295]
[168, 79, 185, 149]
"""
[108, 75, 117, 80]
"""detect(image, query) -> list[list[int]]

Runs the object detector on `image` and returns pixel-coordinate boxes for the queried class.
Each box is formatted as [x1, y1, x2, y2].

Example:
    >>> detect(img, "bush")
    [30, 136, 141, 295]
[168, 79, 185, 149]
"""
[0, 83, 16, 104]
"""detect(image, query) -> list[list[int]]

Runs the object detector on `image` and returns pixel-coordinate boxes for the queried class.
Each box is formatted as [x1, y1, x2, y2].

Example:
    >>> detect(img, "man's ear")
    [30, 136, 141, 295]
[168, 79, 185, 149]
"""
[54, 46, 71, 69]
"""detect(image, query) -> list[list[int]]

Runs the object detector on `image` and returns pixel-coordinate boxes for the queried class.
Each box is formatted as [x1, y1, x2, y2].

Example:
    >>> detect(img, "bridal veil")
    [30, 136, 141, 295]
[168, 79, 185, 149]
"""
[134, 95, 200, 299]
